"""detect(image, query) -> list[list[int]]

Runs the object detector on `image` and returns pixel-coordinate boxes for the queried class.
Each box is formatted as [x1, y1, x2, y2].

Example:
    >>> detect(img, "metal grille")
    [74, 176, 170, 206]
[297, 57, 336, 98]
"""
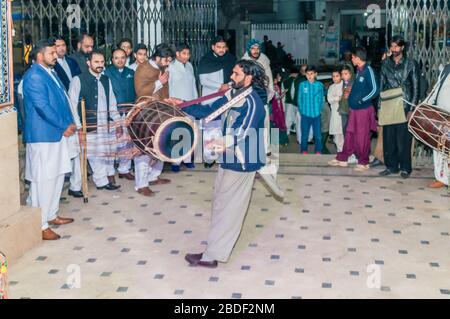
[1, 0, 12, 107]
[386, 0, 449, 84]
[251, 23, 309, 65]
[18, 0, 217, 66]
[162, 0, 217, 67]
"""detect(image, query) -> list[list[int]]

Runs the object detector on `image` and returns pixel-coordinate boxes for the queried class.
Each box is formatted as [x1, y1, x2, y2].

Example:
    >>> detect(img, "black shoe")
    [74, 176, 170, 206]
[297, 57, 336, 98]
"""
[400, 171, 411, 179]
[68, 189, 84, 198]
[204, 161, 215, 169]
[370, 158, 383, 168]
[185, 253, 218, 268]
[379, 169, 399, 176]
[97, 183, 121, 191]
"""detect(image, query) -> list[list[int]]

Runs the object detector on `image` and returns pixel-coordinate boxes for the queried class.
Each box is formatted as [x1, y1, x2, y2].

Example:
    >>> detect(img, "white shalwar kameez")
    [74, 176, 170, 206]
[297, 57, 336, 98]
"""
[168, 59, 198, 165]
[327, 81, 344, 152]
[427, 69, 450, 185]
[26, 138, 72, 230]
[25, 66, 73, 230]
[69, 75, 121, 188]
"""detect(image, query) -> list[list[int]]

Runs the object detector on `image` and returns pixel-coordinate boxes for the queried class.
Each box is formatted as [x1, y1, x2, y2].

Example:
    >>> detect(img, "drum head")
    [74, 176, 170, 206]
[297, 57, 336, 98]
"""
[154, 117, 197, 162]
[127, 100, 198, 163]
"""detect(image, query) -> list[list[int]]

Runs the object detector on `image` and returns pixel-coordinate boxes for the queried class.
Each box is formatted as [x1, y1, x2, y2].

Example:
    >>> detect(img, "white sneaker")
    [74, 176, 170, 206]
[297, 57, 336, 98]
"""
[354, 164, 370, 172]
[328, 159, 348, 167]
[348, 154, 358, 164]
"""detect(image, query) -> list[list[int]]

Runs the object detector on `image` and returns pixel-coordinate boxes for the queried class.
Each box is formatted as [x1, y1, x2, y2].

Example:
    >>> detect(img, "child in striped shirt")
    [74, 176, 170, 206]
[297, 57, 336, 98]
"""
[297, 65, 325, 154]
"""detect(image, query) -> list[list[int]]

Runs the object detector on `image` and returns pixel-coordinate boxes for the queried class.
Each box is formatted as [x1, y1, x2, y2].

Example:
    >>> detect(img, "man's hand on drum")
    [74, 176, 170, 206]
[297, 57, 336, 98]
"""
[164, 97, 184, 107]
[205, 139, 226, 154]
[407, 111, 413, 121]
[115, 125, 124, 139]
[219, 83, 231, 92]
[159, 71, 169, 85]
[125, 146, 142, 160]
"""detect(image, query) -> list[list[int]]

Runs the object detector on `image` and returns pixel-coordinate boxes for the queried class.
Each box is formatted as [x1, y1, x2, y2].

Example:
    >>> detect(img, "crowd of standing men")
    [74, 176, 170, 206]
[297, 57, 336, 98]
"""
[20, 32, 450, 244]
[21, 34, 278, 241]
[277, 35, 449, 183]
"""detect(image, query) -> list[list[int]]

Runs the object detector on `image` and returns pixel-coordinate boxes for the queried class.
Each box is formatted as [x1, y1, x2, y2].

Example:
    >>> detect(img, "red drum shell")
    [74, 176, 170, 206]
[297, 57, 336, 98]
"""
[126, 98, 198, 163]
[408, 103, 450, 156]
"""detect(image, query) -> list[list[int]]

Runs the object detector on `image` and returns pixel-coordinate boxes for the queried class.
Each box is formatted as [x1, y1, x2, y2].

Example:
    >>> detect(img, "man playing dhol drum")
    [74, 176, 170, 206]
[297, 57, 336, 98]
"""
[425, 64, 450, 188]
[166, 60, 268, 268]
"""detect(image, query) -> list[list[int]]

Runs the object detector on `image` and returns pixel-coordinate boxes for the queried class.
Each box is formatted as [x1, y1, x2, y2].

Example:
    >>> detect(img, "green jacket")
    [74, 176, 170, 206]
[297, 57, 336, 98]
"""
[283, 75, 305, 106]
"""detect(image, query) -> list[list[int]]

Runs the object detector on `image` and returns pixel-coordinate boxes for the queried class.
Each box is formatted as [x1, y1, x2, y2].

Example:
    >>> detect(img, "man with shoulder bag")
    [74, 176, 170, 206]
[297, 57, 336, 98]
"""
[378, 35, 420, 179]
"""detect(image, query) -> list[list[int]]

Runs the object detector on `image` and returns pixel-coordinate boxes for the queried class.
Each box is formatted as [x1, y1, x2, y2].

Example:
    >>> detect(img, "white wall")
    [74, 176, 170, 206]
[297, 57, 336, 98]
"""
[252, 24, 309, 62]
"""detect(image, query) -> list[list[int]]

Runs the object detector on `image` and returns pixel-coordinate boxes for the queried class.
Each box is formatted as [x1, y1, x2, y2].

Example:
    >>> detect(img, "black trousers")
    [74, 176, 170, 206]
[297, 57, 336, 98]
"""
[341, 114, 349, 135]
[383, 122, 413, 173]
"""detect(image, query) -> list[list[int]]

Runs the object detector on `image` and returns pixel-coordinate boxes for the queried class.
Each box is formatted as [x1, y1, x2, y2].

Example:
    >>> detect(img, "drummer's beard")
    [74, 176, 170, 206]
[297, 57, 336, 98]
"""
[231, 78, 246, 90]
[391, 50, 403, 57]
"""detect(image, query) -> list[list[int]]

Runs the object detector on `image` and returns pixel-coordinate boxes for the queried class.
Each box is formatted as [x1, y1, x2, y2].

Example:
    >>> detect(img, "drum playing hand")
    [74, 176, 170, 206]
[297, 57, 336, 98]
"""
[115, 126, 123, 139]
[407, 111, 413, 121]
[159, 71, 169, 85]
[219, 83, 231, 92]
[123, 147, 142, 160]
[164, 98, 184, 106]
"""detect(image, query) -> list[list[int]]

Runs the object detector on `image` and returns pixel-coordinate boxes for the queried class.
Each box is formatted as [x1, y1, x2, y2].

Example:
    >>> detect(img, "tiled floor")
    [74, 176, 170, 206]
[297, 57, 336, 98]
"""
[8, 155, 450, 299]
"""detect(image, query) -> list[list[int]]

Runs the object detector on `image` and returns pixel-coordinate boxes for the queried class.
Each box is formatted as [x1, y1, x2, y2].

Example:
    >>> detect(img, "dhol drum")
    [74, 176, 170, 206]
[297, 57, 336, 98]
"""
[408, 103, 450, 156]
[126, 97, 199, 163]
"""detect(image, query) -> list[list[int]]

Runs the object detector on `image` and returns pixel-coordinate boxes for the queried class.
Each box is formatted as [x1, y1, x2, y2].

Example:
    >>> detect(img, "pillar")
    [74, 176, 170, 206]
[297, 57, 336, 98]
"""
[0, 0, 41, 266]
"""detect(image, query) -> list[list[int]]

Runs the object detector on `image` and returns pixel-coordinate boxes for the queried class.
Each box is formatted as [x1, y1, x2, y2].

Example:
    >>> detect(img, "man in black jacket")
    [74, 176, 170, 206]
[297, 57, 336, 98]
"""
[379, 35, 419, 179]
[70, 33, 94, 74]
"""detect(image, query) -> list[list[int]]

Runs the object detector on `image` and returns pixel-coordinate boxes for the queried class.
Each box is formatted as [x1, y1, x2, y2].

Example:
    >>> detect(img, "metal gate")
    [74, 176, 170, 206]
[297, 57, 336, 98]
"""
[1, 0, 13, 110]
[163, 0, 217, 67]
[386, 0, 449, 84]
[17, 0, 217, 67]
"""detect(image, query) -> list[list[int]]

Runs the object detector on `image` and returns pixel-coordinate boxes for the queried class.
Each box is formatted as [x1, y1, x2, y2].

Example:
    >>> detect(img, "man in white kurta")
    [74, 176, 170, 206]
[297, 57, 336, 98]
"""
[426, 64, 450, 188]
[168, 47, 198, 103]
[327, 73, 344, 152]
[26, 137, 72, 229]
[128, 43, 149, 72]
[242, 40, 274, 154]
[23, 39, 76, 240]
[168, 44, 198, 171]
[54, 37, 83, 198]
[68, 52, 122, 190]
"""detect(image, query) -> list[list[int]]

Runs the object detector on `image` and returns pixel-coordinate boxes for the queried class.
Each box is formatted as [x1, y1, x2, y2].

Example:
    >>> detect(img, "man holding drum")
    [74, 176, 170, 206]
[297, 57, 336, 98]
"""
[426, 64, 450, 188]
[133, 43, 174, 196]
[167, 60, 268, 268]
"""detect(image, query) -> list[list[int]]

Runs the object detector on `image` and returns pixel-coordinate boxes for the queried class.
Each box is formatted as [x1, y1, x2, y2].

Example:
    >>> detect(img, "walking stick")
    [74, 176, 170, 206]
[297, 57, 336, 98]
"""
[80, 98, 89, 204]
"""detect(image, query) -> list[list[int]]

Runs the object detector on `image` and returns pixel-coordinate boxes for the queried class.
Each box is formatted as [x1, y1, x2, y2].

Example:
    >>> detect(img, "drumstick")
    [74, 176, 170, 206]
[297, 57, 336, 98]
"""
[80, 99, 89, 204]
[178, 82, 233, 108]
[178, 90, 227, 109]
